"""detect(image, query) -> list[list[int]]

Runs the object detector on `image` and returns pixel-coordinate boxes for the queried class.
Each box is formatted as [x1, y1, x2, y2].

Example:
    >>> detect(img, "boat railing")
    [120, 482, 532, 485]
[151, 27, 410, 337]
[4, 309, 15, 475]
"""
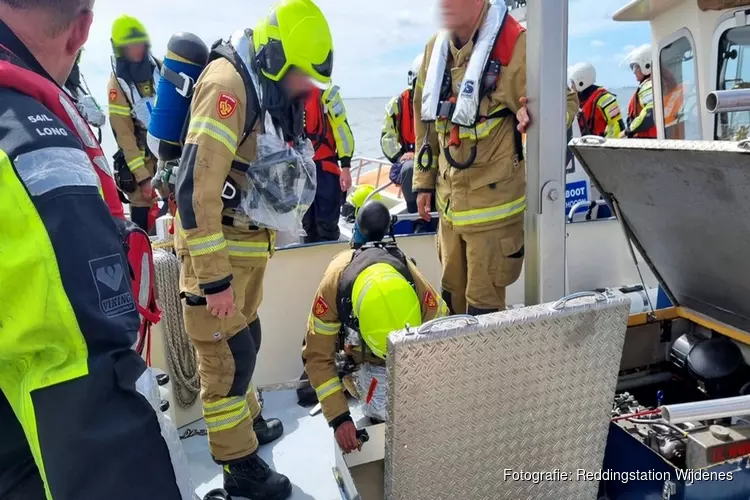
[567, 199, 613, 222]
[350, 156, 403, 199]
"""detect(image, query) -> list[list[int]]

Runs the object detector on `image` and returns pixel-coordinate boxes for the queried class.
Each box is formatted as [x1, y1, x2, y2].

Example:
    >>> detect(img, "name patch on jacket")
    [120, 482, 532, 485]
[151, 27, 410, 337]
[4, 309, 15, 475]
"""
[89, 254, 136, 318]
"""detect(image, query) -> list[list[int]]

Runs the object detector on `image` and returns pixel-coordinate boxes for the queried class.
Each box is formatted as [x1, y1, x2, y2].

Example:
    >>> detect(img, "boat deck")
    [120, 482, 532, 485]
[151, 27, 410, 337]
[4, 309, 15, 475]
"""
[182, 389, 358, 500]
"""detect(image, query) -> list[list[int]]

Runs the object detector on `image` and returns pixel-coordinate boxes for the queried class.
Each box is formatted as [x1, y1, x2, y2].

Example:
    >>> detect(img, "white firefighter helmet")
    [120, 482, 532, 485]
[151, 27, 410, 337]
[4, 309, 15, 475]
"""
[568, 62, 596, 92]
[408, 53, 424, 86]
[627, 44, 653, 76]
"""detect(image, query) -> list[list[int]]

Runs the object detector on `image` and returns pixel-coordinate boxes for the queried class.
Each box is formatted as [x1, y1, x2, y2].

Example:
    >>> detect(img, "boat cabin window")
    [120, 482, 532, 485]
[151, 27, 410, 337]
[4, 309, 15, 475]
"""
[716, 25, 750, 140]
[659, 35, 700, 139]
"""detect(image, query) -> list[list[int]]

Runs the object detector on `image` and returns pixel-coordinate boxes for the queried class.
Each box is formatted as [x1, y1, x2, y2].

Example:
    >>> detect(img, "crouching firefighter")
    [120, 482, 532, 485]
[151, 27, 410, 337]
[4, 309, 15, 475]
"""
[108, 14, 161, 232]
[173, 1, 334, 498]
[0, 4, 190, 499]
[302, 200, 449, 452]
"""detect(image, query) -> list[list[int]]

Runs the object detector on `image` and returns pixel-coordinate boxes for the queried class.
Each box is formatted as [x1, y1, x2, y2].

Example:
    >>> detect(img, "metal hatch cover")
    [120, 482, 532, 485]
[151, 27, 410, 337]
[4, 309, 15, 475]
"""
[570, 138, 750, 333]
[384, 295, 629, 500]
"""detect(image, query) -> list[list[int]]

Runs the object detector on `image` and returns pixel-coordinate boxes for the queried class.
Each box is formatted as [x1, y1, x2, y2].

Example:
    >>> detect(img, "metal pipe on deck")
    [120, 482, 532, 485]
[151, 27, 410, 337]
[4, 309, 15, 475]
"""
[706, 89, 750, 114]
[661, 395, 750, 424]
[524, 0, 568, 305]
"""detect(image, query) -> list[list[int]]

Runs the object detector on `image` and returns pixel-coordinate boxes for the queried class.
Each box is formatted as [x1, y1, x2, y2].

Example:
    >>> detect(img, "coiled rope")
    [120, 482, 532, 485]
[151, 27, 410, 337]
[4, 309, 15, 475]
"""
[153, 249, 200, 408]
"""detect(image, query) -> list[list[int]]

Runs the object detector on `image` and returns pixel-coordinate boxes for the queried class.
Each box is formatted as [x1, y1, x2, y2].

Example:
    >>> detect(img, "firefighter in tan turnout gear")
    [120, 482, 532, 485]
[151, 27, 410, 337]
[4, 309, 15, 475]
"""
[107, 14, 159, 232]
[415, 0, 536, 315]
[173, 1, 334, 498]
[303, 201, 449, 453]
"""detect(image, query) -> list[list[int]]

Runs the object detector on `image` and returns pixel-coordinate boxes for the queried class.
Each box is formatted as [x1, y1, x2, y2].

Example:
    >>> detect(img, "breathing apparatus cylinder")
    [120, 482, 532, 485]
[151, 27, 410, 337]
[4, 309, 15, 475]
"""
[147, 32, 209, 162]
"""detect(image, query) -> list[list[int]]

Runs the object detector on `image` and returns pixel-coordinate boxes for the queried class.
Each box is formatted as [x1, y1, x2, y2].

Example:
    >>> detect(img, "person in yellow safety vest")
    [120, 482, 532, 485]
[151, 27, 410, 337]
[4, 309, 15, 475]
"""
[0, 1, 190, 499]
[173, 1, 333, 498]
[107, 14, 160, 231]
[414, 0, 534, 316]
[303, 201, 449, 452]
[623, 44, 657, 138]
[567, 62, 624, 138]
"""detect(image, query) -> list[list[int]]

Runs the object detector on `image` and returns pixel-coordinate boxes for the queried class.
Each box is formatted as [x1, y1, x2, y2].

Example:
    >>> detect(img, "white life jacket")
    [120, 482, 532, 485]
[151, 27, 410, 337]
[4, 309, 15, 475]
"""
[113, 55, 161, 129]
[421, 0, 507, 127]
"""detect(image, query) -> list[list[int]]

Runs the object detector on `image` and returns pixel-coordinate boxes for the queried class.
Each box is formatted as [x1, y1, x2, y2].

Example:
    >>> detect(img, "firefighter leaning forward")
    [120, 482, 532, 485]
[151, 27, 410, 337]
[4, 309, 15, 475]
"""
[107, 14, 160, 232]
[173, 0, 334, 498]
[303, 201, 450, 453]
[414, 0, 531, 316]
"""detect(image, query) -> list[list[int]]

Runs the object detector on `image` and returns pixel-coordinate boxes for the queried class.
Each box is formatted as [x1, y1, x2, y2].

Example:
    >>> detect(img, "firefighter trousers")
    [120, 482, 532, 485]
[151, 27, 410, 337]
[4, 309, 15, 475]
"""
[437, 219, 525, 314]
[181, 251, 268, 463]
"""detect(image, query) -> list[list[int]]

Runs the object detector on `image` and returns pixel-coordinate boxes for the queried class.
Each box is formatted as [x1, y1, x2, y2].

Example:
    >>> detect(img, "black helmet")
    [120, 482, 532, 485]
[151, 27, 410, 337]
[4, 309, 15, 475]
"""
[356, 200, 392, 242]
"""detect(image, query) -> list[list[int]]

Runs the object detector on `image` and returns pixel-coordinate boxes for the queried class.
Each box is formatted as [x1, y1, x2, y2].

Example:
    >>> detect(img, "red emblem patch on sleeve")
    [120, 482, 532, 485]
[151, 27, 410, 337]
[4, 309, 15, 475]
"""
[313, 296, 330, 317]
[217, 92, 238, 119]
[424, 289, 438, 309]
[108, 88, 118, 102]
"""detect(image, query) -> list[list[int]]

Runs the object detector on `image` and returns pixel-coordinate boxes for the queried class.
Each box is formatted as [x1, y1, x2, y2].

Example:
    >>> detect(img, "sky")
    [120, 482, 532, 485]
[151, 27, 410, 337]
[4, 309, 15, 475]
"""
[80, 0, 652, 153]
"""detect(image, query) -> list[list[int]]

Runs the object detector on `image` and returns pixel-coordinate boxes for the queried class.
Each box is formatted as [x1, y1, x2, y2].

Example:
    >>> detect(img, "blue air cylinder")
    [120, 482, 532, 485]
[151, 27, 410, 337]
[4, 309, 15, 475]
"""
[147, 32, 209, 162]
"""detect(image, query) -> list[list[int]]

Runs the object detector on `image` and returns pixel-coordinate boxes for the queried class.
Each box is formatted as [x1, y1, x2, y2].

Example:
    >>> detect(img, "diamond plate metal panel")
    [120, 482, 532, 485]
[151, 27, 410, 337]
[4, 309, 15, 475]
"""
[384, 295, 630, 500]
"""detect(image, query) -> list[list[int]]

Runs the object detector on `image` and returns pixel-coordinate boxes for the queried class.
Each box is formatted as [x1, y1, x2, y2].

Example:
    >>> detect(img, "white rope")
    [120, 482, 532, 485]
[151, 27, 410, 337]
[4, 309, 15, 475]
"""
[153, 250, 200, 408]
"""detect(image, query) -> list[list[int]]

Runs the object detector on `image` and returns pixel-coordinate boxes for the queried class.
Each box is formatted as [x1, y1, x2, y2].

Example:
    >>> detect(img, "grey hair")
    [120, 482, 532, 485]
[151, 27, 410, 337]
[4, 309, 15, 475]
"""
[0, 0, 94, 34]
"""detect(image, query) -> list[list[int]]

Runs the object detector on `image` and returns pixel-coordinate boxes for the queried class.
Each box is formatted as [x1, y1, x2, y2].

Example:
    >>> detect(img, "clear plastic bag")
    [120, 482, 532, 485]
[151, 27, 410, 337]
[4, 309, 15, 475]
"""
[240, 112, 317, 235]
[353, 362, 388, 421]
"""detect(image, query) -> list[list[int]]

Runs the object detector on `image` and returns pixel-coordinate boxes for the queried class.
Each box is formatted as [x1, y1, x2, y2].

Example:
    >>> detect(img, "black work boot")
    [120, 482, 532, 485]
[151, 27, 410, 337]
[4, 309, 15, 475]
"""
[223, 454, 292, 500]
[253, 415, 284, 446]
[296, 371, 318, 407]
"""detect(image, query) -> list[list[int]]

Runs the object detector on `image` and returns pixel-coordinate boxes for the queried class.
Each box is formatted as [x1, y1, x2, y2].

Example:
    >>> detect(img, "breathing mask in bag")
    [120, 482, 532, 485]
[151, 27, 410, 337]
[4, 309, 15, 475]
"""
[240, 111, 316, 234]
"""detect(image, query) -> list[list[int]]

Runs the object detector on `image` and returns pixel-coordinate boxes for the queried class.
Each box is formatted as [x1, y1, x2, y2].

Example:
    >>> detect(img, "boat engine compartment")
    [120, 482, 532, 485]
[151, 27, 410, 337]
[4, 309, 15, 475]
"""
[571, 137, 750, 499]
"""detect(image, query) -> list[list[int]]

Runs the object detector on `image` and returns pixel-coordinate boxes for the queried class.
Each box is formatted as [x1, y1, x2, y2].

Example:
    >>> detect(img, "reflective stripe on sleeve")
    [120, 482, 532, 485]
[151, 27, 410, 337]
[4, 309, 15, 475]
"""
[127, 155, 145, 172]
[108, 104, 131, 117]
[185, 232, 227, 257]
[312, 317, 341, 336]
[315, 377, 343, 402]
[188, 117, 238, 154]
[13, 147, 98, 196]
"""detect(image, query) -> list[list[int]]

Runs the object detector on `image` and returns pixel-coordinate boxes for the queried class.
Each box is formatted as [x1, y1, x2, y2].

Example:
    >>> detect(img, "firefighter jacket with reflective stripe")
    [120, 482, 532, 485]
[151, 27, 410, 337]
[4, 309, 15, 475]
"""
[626, 77, 657, 138]
[414, 2, 528, 233]
[303, 85, 355, 175]
[0, 44, 124, 219]
[381, 88, 416, 163]
[107, 64, 159, 183]
[302, 249, 448, 425]
[174, 56, 273, 294]
[578, 86, 624, 138]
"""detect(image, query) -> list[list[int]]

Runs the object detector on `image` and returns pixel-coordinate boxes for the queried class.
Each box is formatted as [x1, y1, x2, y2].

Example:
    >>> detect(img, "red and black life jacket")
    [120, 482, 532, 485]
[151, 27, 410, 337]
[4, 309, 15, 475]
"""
[0, 44, 125, 219]
[398, 88, 416, 150]
[304, 87, 340, 176]
[0, 44, 161, 361]
[578, 87, 608, 137]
